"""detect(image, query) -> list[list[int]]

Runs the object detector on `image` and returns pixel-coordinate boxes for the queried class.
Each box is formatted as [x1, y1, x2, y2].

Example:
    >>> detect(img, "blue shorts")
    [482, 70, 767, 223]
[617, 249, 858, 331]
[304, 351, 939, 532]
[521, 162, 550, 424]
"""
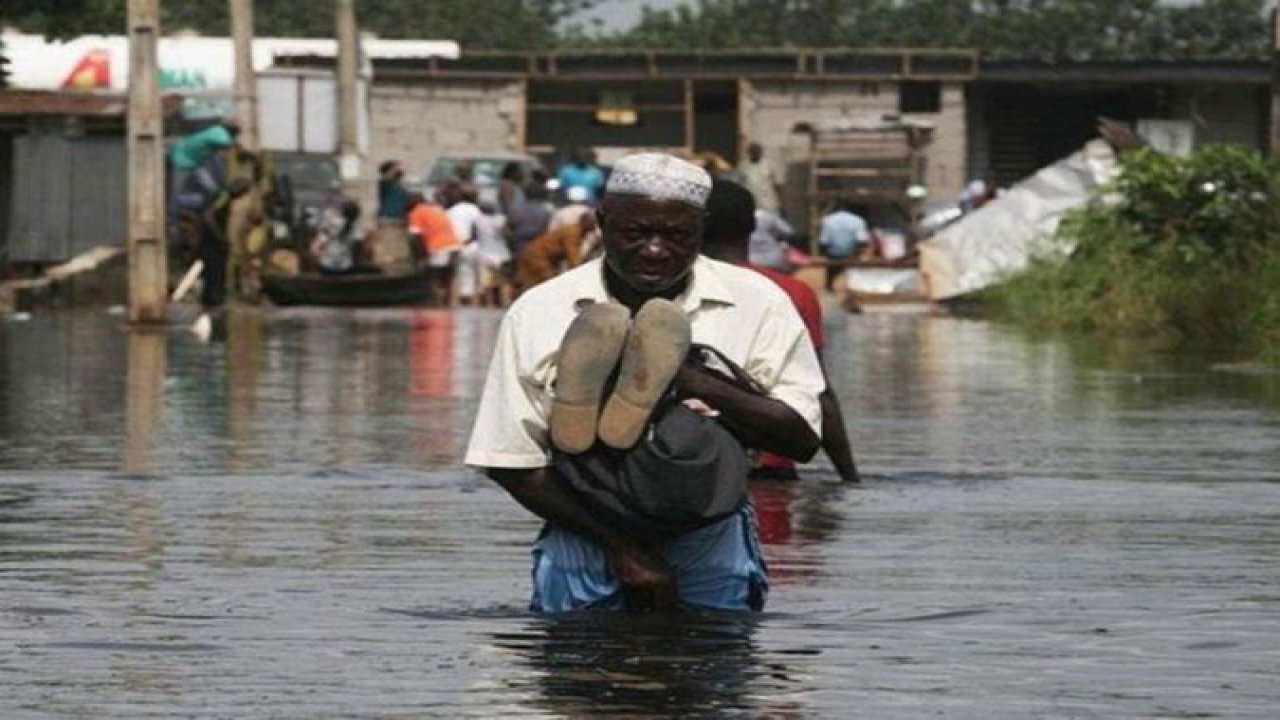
[529, 504, 769, 614]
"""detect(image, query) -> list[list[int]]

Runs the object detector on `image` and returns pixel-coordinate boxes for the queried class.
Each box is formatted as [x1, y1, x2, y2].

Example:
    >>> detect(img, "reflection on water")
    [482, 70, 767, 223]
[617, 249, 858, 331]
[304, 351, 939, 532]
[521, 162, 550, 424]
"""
[491, 614, 786, 717]
[2, 307, 1279, 717]
[123, 331, 167, 477]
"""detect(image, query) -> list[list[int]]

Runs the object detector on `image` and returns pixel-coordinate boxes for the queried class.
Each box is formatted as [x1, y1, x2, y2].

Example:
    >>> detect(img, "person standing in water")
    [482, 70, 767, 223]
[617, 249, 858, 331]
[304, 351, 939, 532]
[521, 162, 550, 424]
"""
[702, 179, 860, 483]
[466, 153, 824, 613]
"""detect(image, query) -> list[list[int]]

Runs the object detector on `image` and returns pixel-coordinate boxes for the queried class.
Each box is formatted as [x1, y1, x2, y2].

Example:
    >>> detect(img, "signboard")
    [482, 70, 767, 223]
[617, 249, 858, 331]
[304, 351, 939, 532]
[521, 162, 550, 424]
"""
[257, 70, 369, 154]
[1, 31, 457, 92]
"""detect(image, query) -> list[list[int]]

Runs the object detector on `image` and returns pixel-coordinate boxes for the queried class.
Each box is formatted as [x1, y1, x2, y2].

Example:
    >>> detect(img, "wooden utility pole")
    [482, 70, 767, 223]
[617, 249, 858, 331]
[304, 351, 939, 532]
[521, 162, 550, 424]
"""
[126, 0, 167, 324]
[230, 0, 259, 151]
[335, 0, 362, 196]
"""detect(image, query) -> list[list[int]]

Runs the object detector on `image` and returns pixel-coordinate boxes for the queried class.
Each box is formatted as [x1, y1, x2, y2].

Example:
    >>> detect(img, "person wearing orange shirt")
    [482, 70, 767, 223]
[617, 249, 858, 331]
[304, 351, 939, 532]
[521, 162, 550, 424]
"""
[512, 210, 600, 297]
[407, 191, 461, 305]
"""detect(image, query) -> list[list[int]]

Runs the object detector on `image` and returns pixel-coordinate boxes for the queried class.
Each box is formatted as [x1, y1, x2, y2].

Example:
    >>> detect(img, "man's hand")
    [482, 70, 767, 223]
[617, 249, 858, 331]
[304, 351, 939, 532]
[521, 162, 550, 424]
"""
[674, 363, 820, 462]
[608, 542, 679, 612]
[489, 468, 682, 611]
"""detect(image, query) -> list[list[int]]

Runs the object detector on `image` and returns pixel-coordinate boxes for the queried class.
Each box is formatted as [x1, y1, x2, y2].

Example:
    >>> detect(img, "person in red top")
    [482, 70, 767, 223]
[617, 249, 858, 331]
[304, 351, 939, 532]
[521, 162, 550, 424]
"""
[702, 179, 860, 483]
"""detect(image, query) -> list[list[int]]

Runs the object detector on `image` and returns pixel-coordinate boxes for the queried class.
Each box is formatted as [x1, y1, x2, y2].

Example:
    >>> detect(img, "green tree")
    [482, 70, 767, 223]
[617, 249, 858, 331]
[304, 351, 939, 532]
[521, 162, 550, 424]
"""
[0, 0, 599, 50]
[601, 0, 1269, 61]
[1, 0, 1267, 58]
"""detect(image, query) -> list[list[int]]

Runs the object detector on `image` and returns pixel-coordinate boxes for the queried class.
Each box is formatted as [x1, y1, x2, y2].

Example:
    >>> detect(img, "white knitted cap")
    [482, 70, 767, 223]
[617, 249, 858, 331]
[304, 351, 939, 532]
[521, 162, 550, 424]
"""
[605, 153, 712, 208]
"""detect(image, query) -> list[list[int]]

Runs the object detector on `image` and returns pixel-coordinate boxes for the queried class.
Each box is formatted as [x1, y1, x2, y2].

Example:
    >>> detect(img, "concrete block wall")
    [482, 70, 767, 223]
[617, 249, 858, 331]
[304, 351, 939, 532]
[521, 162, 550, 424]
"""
[743, 79, 896, 225]
[742, 79, 967, 226]
[361, 78, 523, 207]
[907, 82, 967, 200]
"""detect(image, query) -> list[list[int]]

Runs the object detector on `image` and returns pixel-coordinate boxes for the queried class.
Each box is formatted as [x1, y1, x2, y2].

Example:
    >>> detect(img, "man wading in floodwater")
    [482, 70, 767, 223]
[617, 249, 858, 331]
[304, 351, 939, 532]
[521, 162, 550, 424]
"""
[465, 153, 824, 613]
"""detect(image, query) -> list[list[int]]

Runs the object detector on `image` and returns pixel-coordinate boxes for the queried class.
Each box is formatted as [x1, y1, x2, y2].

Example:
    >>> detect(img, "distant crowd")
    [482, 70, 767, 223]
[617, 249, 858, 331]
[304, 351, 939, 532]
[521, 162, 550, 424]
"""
[371, 147, 608, 308]
[164, 116, 990, 311]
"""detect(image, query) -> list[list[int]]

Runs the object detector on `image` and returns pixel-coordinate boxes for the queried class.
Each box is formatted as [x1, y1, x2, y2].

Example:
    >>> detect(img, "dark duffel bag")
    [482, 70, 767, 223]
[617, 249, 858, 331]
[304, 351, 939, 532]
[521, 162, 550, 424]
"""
[552, 344, 760, 541]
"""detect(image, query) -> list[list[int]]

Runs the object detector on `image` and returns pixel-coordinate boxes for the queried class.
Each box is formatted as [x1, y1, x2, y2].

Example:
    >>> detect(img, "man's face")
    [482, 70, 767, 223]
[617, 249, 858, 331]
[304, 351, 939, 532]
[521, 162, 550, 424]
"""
[599, 195, 704, 295]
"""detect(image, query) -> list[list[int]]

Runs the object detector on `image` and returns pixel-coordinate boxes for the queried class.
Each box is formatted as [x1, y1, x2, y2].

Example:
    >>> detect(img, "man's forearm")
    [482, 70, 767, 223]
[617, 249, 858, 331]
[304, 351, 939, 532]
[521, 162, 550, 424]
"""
[677, 367, 819, 462]
[488, 466, 678, 609]
[486, 467, 631, 549]
[820, 387, 860, 483]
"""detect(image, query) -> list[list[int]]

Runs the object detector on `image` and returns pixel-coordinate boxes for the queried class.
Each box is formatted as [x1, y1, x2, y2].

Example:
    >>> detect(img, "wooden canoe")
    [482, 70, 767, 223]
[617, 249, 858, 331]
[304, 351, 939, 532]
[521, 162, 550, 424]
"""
[261, 270, 432, 307]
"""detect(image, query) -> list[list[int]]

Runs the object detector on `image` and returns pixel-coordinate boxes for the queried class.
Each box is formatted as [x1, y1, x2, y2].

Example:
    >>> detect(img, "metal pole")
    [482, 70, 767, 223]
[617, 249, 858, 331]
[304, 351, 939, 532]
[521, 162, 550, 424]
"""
[683, 78, 695, 154]
[230, 0, 259, 152]
[1271, 9, 1280, 154]
[335, 0, 361, 196]
[126, 0, 167, 324]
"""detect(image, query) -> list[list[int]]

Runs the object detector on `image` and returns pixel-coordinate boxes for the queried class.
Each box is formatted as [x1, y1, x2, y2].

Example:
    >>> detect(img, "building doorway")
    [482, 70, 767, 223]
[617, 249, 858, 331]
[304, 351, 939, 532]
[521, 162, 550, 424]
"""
[524, 78, 739, 169]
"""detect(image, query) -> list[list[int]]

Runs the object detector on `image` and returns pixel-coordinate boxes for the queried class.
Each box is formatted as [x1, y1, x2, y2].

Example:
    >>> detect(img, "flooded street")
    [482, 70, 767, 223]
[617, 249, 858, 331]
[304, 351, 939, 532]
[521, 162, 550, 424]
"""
[2, 306, 1278, 718]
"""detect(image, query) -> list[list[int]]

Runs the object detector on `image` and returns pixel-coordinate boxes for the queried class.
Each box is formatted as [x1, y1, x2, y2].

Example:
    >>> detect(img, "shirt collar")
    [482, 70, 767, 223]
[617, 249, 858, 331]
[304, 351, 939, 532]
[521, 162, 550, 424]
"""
[571, 256, 737, 312]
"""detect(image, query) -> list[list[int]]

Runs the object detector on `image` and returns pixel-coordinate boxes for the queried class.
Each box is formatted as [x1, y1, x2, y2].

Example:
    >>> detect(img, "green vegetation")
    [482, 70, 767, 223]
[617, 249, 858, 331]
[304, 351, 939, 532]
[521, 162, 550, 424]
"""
[979, 146, 1280, 363]
[0, 0, 1270, 59]
[586, 0, 1270, 61]
[0, 0, 599, 50]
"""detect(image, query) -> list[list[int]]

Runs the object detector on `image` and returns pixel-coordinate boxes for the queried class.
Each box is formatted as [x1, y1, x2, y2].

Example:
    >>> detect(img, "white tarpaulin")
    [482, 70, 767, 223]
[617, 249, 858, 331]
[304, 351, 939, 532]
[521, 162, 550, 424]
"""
[844, 268, 923, 296]
[919, 139, 1120, 301]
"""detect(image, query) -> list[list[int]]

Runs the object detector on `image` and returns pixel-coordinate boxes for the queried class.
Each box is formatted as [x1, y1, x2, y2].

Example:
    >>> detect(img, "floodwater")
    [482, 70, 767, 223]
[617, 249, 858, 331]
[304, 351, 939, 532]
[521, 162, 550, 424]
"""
[1, 306, 1278, 718]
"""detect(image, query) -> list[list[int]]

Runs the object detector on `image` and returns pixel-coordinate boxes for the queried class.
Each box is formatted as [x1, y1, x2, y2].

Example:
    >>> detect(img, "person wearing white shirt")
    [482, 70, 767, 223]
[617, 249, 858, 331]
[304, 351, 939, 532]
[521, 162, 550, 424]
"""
[445, 184, 490, 305]
[737, 142, 781, 215]
[465, 153, 823, 613]
[549, 185, 593, 232]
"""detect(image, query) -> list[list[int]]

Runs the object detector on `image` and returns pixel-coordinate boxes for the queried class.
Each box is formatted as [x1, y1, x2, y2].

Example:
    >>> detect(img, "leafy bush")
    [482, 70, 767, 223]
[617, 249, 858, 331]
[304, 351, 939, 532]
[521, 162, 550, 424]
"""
[982, 145, 1280, 361]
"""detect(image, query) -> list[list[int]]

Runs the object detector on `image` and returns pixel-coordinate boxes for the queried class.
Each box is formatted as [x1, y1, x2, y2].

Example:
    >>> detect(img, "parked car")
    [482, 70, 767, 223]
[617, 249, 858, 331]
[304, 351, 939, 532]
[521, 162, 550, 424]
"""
[274, 152, 344, 217]
[421, 152, 548, 208]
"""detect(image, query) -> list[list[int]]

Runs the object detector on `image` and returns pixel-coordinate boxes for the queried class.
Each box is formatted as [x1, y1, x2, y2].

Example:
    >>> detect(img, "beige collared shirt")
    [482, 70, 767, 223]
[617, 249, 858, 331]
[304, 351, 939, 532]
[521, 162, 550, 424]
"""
[464, 256, 825, 469]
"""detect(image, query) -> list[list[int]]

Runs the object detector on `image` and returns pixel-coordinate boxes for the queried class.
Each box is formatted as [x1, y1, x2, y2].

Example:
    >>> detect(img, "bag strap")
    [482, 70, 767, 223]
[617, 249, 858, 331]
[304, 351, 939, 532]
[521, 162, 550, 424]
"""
[688, 343, 766, 395]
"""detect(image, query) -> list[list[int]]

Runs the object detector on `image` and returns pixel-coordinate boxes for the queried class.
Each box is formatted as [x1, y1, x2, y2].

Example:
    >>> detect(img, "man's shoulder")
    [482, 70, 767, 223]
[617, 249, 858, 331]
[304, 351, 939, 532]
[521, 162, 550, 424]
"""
[749, 264, 818, 302]
[411, 204, 441, 223]
[196, 125, 231, 143]
[701, 257, 795, 308]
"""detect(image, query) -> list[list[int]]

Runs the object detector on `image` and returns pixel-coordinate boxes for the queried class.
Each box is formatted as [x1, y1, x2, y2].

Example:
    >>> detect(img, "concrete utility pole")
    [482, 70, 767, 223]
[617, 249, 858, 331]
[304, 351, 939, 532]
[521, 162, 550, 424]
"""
[335, 0, 362, 196]
[230, 0, 259, 151]
[123, 332, 168, 475]
[126, 0, 167, 324]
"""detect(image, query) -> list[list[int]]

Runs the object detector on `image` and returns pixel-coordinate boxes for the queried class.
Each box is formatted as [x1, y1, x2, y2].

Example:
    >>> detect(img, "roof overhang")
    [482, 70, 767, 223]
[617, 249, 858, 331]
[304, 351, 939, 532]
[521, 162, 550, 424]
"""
[0, 90, 128, 117]
[977, 60, 1269, 85]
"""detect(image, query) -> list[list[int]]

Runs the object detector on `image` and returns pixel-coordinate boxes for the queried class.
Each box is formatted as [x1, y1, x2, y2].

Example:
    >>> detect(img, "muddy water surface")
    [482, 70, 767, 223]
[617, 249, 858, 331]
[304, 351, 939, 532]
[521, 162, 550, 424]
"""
[1, 307, 1278, 718]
